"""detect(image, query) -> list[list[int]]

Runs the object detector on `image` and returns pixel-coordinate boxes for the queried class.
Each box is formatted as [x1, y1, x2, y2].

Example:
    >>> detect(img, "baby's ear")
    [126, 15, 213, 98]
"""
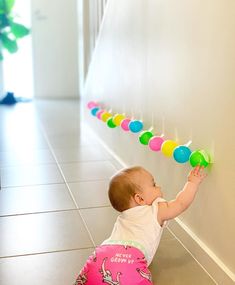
[134, 193, 145, 205]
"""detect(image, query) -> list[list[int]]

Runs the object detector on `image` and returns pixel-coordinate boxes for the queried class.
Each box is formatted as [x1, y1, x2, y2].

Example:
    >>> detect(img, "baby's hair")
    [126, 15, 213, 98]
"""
[108, 166, 144, 212]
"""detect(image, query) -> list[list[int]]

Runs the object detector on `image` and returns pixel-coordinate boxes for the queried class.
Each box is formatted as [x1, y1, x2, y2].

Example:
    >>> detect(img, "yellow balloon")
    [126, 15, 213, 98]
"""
[101, 112, 112, 122]
[113, 114, 125, 126]
[161, 140, 178, 157]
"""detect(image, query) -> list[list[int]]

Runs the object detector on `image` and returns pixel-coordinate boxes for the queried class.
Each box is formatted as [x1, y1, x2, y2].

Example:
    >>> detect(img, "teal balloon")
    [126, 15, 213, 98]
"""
[129, 120, 143, 133]
[173, 146, 191, 163]
[189, 150, 210, 167]
[91, 107, 100, 116]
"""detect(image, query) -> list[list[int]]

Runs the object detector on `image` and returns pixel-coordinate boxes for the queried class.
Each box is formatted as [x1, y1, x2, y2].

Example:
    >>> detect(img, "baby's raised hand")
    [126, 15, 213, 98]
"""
[188, 166, 207, 185]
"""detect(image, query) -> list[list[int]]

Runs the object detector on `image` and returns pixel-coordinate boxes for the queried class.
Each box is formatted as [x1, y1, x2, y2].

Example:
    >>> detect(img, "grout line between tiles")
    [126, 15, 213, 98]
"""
[76, 205, 111, 210]
[0, 247, 95, 259]
[0, 181, 67, 189]
[58, 159, 112, 166]
[37, 118, 97, 248]
[0, 209, 77, 218]
[82, 123, 127, 170]
[1, 178, 110, 190]
[0, 205, 111, 218]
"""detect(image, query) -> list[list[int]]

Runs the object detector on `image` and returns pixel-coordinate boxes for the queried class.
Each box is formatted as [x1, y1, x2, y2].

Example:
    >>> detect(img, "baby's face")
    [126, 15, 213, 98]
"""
[133, 169, 163, 205]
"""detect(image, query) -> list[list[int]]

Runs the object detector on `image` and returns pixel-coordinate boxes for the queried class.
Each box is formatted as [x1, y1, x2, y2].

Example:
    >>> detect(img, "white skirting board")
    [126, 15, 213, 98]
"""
[168, 219, 235, 285]
[86, 123, 235, 285]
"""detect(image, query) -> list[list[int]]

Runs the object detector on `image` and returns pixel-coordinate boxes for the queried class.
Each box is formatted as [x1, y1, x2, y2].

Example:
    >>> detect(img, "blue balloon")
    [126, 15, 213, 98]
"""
[173, 145, 191, 163]
[129, 120, 143, 133]
[91, 107, 100, 116]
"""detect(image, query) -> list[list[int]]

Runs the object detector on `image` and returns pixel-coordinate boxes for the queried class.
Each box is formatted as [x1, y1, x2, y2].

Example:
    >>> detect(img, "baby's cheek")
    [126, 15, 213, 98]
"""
[153, 193, 159, 202]
[149, 196, 156, 205]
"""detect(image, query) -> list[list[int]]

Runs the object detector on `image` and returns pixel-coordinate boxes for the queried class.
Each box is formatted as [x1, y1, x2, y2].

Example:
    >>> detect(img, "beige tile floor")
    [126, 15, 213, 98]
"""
[0, 100, 216, 285]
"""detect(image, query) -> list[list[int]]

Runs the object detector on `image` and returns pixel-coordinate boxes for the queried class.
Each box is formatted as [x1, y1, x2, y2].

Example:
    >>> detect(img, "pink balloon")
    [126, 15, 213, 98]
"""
[149, 136, 164, 151]
[96, 110, 105, 120]
[87, 101, 98, 109]
[121, 118, 131, 131]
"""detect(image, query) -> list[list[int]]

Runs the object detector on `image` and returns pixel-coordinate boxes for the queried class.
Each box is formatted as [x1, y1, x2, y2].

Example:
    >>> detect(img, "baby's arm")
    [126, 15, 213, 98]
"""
[157, 166, 207, 226]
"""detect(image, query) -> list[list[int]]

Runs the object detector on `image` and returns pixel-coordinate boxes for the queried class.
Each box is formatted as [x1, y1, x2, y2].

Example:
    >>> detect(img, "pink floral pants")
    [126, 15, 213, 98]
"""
[74, 244, 153, 285]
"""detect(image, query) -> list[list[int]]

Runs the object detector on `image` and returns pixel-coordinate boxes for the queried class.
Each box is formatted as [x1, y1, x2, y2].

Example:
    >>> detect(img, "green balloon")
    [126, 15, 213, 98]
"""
[139, 131, 154, 145]
[107, 117, 117, 128]
[189, 150, 210, 167]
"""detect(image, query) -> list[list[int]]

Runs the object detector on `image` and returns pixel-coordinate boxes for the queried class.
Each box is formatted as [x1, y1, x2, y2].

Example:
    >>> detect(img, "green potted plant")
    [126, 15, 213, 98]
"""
[0, 0, 30, 60]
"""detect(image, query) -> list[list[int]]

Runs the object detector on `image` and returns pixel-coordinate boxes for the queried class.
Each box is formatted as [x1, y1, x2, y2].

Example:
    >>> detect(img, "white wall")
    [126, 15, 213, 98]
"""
[0, 62, 3, 99]
[31, 0, 78, 98]
[77, 0, 108, 97]
[84, 0, 235, 284]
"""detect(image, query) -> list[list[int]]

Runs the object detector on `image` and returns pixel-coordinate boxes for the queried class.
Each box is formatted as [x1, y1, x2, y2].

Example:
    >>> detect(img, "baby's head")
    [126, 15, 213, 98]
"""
[108, 166, 162, 212]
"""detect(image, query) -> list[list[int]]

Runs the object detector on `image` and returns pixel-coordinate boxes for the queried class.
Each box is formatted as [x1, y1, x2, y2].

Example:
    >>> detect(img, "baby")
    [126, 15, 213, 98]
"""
[74, 165, 206, 285]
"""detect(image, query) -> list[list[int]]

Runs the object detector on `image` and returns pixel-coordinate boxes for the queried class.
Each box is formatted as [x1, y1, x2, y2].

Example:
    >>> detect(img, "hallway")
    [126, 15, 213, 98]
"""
[0, 100, 216, 285]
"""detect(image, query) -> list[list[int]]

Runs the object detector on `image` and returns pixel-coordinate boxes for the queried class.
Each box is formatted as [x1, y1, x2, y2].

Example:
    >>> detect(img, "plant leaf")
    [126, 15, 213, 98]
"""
[0, 50, 3, 60]
[1, 32, 18, 53]
[0, 0, 4, 12]
[5, 0, 15, 13]
[10, 21, 30, 38]
[0, 13, 9, 28]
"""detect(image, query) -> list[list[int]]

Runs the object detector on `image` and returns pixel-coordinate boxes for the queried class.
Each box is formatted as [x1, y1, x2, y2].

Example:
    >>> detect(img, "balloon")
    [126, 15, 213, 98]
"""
[149, 136, 164, 151]
[96, 110, 105, 120]
[107, 117, 117, 128]
[161, 140, 178, 157]
[91, 107, 100, 116]
[173, 145, 192, 163]
[139, 130, 154, 145]
[121, 118, 131, 131]
[101, 111, 112, 122]
[113, 114, 125, 126]
[129, 120, 143, 133]
[189, 150, 210, 167]
[87, 101, 98, 109]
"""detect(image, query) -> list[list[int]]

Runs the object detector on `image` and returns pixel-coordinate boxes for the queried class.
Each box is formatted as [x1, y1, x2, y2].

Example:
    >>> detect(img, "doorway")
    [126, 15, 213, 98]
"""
[2, 0, 33, 99]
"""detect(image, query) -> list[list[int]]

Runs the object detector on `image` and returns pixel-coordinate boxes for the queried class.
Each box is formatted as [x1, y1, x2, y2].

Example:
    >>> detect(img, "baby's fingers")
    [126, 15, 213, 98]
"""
[192, 165, 201, 175]
[197, 166, 207, 179]
[192, 166, 207, 177]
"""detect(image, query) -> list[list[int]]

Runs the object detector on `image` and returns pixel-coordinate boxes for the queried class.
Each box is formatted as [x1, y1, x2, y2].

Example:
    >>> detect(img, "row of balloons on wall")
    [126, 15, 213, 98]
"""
[87, 101, 211, 167]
